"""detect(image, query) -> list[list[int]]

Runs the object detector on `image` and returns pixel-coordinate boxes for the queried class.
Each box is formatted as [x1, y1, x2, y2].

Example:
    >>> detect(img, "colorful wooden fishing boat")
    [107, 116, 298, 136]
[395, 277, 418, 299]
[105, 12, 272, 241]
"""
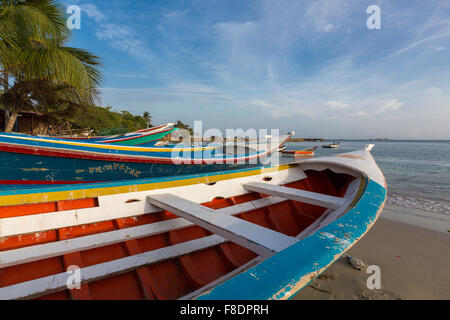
[322, 141, 342, 149]
[281, 146, 318, 156]
[50, 124, 177, 147]
[277, 145, 287, 152]
[0, 145, 386, 300]
[0, 132, 292, 187]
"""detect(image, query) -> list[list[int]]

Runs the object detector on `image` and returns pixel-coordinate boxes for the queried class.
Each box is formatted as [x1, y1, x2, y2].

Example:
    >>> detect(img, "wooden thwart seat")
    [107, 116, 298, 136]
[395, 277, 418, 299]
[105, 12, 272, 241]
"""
[243, 182, 345, 209]
[147, 194, 298, 257]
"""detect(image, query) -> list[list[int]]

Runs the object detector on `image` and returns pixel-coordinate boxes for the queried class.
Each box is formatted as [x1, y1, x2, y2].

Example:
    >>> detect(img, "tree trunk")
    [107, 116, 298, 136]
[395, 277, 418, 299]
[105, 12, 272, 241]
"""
[2, 71, 9, 130]
[5, 109, 19, 133]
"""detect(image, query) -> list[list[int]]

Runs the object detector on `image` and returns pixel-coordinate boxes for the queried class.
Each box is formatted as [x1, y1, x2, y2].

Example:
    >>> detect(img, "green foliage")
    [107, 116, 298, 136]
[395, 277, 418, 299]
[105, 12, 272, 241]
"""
[0, 0, 102, 132]
[175, 120, 193, 135]
[0, 0, 102, 95]
[67, 105, 151, 134]
[0, 1, 182, 136]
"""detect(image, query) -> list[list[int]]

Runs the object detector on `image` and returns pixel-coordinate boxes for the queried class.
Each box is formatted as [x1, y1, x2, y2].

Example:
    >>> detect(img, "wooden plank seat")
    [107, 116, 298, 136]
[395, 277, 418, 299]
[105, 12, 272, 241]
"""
[243, 182, 346, 209]
[147, 194, 299, 257]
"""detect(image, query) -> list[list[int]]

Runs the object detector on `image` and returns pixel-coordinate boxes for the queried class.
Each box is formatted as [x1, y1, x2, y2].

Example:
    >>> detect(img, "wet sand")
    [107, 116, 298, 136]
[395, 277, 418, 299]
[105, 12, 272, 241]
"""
[294, 204, 450, 300]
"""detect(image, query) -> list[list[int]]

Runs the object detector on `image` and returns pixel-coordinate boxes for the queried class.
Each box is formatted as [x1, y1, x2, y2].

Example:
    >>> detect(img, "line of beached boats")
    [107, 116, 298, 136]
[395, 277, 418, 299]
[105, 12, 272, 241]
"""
[0, 125, 294, 186]
[0, 125, 386, 301]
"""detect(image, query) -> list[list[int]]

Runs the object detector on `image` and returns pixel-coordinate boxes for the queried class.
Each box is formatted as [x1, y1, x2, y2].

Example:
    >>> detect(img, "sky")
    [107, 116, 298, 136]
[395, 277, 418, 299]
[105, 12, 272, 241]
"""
[64, 0, 450, 139]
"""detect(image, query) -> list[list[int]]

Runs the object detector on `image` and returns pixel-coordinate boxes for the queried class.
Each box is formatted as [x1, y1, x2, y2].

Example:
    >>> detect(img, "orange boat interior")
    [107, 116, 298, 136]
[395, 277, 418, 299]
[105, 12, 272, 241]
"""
[0, 169, 355, 300]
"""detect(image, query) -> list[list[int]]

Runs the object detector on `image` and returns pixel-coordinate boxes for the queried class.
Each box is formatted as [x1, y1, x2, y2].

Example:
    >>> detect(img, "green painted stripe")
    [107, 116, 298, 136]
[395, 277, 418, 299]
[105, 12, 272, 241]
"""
[108, 129, 175, 146]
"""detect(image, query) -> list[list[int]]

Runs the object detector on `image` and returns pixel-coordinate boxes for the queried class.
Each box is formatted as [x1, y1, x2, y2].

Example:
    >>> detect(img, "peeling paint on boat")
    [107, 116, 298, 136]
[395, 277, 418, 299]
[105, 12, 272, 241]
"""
[22, 168, 50, 172]
[337, 155, 365, 160]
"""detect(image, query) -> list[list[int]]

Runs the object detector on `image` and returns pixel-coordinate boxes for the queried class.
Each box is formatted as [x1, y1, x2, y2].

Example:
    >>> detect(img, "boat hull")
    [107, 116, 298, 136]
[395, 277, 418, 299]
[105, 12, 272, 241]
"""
[53, 125, 176, 146]
[94, 129, 176, 146]
[282, 149, 316, 156]
[0, 151, 261, 186]
[322, 142, 341, 149]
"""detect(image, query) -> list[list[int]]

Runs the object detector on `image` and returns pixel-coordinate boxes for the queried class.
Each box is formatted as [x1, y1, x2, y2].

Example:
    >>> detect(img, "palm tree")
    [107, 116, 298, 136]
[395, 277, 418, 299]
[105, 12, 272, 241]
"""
[175, 120, 193, 135]
[143, 112, 152, 128]
[0, 0, 102, 132]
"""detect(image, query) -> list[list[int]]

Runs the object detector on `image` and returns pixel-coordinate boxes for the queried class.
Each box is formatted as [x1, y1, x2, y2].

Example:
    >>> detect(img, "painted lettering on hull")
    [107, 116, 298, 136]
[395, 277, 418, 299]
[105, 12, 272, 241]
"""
[88, 163, 142, 178]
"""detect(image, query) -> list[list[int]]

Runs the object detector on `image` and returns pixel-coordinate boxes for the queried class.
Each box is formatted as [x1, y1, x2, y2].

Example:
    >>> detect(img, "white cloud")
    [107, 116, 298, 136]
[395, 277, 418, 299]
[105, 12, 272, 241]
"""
[267, 65, 275, 80]
[80, 4, 106, 22]
[79, 4, 153, 63]
[392, 31, 450, 56]
[323, 24, 335, 32]
[104, 72, 149, 79]
[350, 111, 370, 117]
[326, 100, 349, 110]
[249, 98, 318, 120]
[95, 24, 131, 40]
[377, 100, 403, 113]
[303, 0, 354, 33]
[95, 24, 153, 62]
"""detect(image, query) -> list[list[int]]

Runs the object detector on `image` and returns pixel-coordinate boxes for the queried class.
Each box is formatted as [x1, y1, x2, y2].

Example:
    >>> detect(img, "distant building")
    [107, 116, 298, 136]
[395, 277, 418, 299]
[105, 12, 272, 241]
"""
[0, 109, 49, 134]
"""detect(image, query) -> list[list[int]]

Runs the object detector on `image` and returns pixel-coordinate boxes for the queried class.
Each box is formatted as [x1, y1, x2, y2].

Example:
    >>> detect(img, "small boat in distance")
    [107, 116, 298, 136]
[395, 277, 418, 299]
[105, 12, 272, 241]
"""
[323, 141, 342, 149]
[281, 146, 318, 156]
[0, 145, 387, 300]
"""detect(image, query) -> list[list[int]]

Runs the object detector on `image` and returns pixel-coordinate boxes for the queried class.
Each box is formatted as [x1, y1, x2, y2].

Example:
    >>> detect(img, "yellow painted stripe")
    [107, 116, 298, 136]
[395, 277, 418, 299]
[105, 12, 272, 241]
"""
[345, 177, 367, 211]
[0, 164, 297, 207]
[0, 134, 218, 152]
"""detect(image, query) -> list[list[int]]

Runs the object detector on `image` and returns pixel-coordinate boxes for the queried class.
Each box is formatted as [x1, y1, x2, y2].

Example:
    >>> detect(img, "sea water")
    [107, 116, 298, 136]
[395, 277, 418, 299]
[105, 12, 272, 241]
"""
[285, 140, 450, 215]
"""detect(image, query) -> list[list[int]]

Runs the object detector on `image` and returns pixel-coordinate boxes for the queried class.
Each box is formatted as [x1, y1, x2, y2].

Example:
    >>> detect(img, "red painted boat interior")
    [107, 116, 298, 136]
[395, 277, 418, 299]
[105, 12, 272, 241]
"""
[0, 169, 355, 300]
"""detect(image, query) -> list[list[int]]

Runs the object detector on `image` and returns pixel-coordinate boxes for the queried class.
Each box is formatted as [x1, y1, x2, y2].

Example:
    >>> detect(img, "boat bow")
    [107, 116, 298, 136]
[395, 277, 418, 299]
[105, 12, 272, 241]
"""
[197, 145, 387, 300]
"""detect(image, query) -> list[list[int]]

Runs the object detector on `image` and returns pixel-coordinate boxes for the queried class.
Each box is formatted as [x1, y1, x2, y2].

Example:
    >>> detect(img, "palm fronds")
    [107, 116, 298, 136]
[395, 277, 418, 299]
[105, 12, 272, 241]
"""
[0, 0, 103, 130]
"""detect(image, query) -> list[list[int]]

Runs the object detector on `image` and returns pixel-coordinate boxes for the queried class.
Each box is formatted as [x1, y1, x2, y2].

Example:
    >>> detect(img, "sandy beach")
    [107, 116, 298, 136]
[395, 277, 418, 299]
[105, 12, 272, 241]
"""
[294, 204, 450, 300]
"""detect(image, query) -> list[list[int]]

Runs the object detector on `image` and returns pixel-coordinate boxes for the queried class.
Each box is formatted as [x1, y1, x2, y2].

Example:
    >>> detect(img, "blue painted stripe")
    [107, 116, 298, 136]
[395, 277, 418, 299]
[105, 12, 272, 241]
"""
[197, 178, 387, 300]
[0, 148, 270, 185]
[0, 163, 274, 196]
